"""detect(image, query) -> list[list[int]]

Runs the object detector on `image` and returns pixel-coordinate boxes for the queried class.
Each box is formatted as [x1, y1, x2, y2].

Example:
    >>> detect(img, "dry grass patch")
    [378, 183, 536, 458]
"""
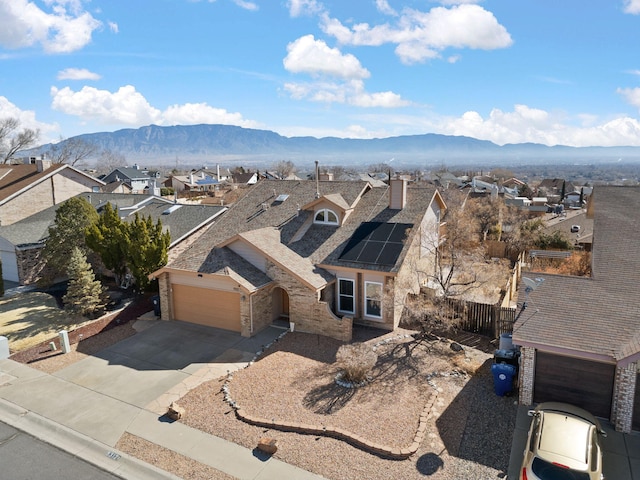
[0, 292, 89, 352]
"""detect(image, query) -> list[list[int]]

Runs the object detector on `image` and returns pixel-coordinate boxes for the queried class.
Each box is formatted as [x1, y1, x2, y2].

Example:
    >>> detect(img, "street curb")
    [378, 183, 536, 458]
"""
[0, 398, 181, 480]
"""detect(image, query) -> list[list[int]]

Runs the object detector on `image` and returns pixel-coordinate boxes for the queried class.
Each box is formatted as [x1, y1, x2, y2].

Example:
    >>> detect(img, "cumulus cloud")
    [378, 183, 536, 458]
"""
[108, 21, 119, 33]
[618, 87, 640, 109]
[375, 0, 397, 16]
[432, 104, 640, 147]
[287, 0, 324, 17]
[0, 96, 59, 138]
[50, 85, 258, 128]
[321, 4, 512, 64]
[283, 79, 409, 107]
[0, 0, 101, 53]
[283, 35, 370, 79]
[232, 0, 258, 11]
[623, 0, 640, 14]
[57, 67, 101, 80]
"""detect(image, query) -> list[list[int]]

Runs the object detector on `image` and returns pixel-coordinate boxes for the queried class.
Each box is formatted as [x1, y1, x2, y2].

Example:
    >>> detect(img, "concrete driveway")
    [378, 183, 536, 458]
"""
[0, 320, 284, 446]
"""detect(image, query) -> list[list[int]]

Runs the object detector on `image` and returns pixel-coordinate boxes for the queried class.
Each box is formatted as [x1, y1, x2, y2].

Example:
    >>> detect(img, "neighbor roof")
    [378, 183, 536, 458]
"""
[513, 186, 640, 364]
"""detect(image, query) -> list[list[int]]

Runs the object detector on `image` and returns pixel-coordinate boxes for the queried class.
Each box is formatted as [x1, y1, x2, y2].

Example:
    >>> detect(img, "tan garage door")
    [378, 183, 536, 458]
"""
[172, 284, 241, 332]
[534, 351, 615, 418]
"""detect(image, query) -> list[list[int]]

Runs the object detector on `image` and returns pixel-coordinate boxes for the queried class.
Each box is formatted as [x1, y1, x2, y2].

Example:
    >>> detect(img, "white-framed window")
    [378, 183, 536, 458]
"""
[314, 208, 339, 225]
[338, 278, 355, 314]
[364, 281, 383, 318]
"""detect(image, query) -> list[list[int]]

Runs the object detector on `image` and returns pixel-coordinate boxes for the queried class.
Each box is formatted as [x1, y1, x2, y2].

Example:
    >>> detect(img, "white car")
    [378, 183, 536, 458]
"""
[520, 402, 606, 480]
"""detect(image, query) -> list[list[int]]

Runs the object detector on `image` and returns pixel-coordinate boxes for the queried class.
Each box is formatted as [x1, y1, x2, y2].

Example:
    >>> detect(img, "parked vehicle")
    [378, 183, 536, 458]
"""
[520, 402, 606, 480]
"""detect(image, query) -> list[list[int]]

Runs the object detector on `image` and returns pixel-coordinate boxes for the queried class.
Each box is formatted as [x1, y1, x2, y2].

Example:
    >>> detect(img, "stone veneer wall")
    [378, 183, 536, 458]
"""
[158, 273, 171, 321]
[518, 346, 535, 405]
[611, 362, 637, 433]
[241, 286, 275, 338]
[16, 246, 48, 285]
[265, 260, 351, 342]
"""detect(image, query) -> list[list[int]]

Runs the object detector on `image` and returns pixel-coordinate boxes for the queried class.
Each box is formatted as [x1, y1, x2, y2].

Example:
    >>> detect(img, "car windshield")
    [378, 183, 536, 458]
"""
[531, 457, 590, 480]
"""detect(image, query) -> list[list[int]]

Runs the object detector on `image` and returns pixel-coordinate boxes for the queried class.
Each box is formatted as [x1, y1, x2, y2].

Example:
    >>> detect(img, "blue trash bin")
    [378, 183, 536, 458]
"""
[152, 295, 161, 316]
[491, 362, 516, 396]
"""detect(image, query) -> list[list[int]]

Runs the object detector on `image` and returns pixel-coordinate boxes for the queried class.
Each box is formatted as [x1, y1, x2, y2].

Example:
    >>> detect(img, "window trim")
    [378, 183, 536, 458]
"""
[314, 208, 339, 225]
[364, 281, 383, 319]
[337, 278, 355, 314]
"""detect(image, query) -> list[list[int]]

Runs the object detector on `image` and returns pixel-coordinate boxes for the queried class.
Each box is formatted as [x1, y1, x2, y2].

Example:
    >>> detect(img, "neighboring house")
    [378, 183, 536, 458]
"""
[101, 180, 133, 194]
[101, 165, 160, 194]
[150, 178, 446, 342]
[0, 193, 226, 285]
[514, 186, 640, 433]
[0, 158, 104, 227]
[229, 171, 259, 186]
[542, 208, 593, 251]
[168, 172, 220, 193]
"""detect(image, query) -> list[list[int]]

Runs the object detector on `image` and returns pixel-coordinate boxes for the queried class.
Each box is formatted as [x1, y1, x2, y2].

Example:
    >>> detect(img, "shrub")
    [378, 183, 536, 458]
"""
[335, 342, 378, 384]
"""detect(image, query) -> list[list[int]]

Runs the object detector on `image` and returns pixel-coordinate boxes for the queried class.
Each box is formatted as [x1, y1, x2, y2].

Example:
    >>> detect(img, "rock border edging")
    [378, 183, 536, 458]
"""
[222, 331, 451, 459]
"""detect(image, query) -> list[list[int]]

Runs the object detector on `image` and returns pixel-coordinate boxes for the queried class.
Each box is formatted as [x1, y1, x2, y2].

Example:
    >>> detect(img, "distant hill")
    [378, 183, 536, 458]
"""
[24, 124, 640, 169]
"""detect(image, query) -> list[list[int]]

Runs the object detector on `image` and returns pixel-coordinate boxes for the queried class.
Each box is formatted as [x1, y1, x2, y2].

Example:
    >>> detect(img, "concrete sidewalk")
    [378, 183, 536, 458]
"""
[0, 321, 326, 480]
[507, 404, 640, 479]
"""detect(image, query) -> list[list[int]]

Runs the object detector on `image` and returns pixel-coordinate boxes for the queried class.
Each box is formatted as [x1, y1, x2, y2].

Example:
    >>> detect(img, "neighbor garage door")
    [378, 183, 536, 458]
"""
[0, 247, 19, 283]
[534, 351, 615, 418]
[172, 284, 241, 332]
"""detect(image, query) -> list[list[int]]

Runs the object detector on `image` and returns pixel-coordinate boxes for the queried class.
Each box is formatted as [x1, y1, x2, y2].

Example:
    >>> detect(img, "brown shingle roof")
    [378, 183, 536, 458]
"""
[169, 179, 439, 280]
[513, 186, 640, 363]
[0, 164, 66, 203]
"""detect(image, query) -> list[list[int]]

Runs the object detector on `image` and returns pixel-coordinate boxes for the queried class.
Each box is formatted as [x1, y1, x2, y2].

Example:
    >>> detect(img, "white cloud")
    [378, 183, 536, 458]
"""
[283, 35, 370, 79]
[283, 79, 409, 107]
[232, 0, 258, 11]
[50, 85, 258, 128]
[321, 4, 512, 64]
[57, 67, 101, 80]
[623, 0, 640, 14]
[0, 0, 101, 53]
[287, 0, 324, 17]
[618, 87, 640, 109]
[376, 0, 397, 16]
[0, 96, 59, 139]
[433, 104, 640, 147]
[108, 21, 119, 33]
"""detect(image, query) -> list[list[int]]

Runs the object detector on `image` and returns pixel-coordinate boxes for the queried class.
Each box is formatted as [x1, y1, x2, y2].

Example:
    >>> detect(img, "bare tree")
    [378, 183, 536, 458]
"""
[271, 160, 296, 179]
[0, 117, 40, 164]
[46, 137, 98, 166]
[95, 148, 126, 175]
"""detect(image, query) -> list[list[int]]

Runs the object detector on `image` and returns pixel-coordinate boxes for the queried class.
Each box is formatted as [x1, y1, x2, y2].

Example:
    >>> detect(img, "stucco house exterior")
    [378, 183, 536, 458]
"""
[151, 178, 446, 342]
[514, 186, 640, 433]
[0, 158, 104, 227]
[0, 193, 226, 285]
[101, 165, 160, 194]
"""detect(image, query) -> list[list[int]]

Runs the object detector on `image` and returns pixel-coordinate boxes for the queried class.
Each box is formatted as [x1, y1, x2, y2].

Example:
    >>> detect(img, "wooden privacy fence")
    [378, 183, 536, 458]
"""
[442, 298, 516, 338]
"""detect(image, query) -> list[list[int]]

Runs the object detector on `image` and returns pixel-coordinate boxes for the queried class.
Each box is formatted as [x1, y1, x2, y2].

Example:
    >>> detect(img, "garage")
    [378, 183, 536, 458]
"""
[172, 284, 241, 332]
[533, 351, 615, 419]
[0, 242, 19, 283]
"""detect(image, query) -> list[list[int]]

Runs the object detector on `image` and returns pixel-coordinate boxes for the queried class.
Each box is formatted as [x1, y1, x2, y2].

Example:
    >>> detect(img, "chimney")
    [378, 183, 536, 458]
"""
[318, 172, 334, 181]
[389, 178, 407, 210]
[190, 173, 194, 184]
[36, 159, 51, 172]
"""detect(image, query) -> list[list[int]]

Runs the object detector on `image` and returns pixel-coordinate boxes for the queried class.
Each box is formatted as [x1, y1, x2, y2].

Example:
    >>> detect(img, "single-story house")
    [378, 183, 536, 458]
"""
[0, 158, 104, 227]
[0, 193, 226, 285]
[151, 178, 446, 342]
[514, 186, 640, 433]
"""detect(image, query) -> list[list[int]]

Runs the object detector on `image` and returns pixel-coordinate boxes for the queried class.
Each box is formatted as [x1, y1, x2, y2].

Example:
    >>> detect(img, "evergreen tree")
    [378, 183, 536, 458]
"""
[127, 213, 170, 292]
[41, 197, 99, 285]
[63, 247, 106, 316]
[85, 202, 129, 283]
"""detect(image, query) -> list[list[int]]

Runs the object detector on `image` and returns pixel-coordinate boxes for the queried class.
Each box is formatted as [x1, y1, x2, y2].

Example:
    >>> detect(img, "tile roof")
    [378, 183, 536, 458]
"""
[513, 186, 640, 362]
[169, 179, 440, 281]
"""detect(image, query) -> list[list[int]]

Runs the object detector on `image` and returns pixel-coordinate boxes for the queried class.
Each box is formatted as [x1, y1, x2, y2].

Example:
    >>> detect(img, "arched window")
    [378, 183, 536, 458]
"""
[314, 208, 339, 225]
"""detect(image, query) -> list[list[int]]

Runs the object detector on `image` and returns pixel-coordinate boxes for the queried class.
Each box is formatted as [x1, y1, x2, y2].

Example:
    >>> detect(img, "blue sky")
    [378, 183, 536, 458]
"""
[1, 0, 640, 147]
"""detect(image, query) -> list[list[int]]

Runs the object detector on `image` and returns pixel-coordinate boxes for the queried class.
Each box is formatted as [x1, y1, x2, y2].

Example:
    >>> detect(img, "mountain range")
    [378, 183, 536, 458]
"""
[26, 124, 640, 169]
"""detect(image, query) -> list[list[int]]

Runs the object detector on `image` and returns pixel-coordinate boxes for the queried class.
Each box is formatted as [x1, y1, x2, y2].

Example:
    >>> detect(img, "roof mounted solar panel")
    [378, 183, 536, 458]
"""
[339, 222, 413, 267]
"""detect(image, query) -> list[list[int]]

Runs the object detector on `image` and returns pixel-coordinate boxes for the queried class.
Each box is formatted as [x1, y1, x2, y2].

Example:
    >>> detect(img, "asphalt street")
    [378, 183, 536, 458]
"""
[0, 420, 122, 480]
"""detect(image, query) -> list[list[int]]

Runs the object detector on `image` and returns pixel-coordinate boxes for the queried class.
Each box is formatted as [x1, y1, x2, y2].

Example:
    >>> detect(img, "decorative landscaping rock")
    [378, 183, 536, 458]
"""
[257, 437, 278, 454]
[167, 402, 185, 420]
[450, 342, 464, 352]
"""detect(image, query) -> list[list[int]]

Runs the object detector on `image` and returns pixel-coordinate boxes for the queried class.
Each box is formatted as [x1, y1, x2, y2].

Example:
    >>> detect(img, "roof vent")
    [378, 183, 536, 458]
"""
[571, 225, 580, 233]
[162, 205, 182, 215]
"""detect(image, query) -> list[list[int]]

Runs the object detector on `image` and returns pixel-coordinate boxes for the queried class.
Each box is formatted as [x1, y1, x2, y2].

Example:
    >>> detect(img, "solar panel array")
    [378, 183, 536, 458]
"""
[339, 222, 413, 266]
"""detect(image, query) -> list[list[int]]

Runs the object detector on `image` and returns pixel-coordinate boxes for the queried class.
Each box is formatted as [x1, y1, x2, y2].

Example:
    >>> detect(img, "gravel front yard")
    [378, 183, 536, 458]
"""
[175, 330, 518, 480]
